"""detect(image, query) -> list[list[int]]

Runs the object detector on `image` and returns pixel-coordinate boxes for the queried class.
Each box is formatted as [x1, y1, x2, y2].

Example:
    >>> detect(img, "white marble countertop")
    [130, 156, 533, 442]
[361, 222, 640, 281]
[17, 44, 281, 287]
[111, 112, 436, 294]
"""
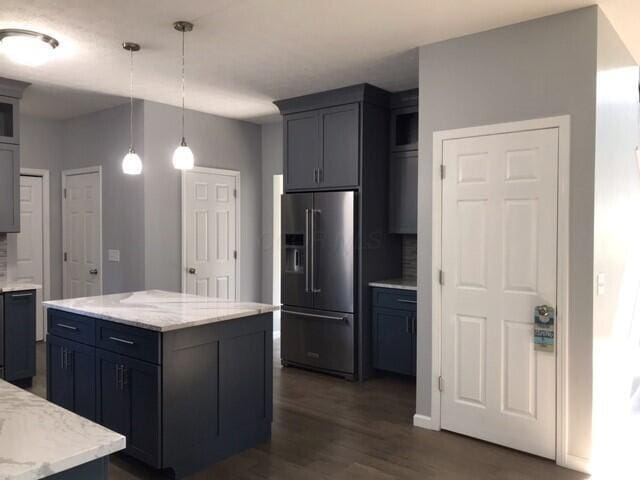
[0, 283, 41, 293]
[368, 278, 417, 291]
[0, 379, 124, 480]
[43, 290, 279, 332]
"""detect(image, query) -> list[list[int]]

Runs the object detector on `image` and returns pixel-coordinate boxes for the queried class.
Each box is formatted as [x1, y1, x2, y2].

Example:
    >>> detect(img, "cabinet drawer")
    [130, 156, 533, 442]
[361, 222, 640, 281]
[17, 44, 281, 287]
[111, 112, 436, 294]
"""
[371, 287, 417, 311]
[48, 309, 96, 346]
[96, 320, 160, 364]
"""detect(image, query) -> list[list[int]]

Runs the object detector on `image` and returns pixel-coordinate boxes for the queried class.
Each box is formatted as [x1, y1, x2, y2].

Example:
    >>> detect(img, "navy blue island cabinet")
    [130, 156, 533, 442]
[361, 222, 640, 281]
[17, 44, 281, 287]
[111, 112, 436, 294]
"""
[46, 307, 273, 479]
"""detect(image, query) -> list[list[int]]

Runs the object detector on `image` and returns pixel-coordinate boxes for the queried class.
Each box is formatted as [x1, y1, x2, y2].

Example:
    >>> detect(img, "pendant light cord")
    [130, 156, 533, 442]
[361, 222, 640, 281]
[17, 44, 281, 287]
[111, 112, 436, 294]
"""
[181, 29, 185, 140]
[129, 48, 134, 150]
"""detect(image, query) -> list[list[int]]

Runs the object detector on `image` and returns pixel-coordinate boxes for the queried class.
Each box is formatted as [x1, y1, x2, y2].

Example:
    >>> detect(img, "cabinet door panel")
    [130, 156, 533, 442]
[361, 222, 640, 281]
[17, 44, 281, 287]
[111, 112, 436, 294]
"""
[71, 345, 96, 421]
[47, 338, 74, 411]
[0, 143, 19, 233]
[3, 291, 35, 380]
[389, 151, 418, 234]
[284, 111, 319, 191]
[96, 351, 130, 437]
[373, 308, 414, 376]
[319, 103, 359, 188]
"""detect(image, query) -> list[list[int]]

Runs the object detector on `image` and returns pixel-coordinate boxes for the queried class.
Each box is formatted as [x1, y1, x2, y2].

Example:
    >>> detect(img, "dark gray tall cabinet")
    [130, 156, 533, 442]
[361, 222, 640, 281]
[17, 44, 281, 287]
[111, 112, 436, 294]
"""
[0, 77, 29, 233]
[275, 84, 402, 380]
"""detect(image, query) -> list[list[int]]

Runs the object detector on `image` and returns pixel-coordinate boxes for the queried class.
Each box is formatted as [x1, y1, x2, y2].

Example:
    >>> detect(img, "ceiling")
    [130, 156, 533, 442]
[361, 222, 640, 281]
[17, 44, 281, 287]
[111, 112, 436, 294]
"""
[1, 0, 638, 124]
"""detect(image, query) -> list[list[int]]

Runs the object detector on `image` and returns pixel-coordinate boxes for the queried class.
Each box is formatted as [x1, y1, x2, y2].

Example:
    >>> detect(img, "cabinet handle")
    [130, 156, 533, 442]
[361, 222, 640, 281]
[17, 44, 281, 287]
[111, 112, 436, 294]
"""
[412, 316, 416, 334]
[406, 317, 410, 333]
[10, 293, 33, 299]
[116, 365, 122, 391]
[282, 309, 347, 323]
[397, 299, 417, 304]
[61, 348, 66, 370]
[318, 168, 323, 183]
[109, 336, 135, 345]
[122, 367, 128, 389]
[57, 323, 78, 331]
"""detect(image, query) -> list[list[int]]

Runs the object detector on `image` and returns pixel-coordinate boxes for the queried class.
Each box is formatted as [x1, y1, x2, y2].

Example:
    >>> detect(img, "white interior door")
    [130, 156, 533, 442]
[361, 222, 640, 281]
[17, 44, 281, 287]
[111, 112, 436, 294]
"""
[63, 171, 101, 298]
[441, 128, 558, 459]
[184, 169, 238, 299]
[8, 175, 44, 340]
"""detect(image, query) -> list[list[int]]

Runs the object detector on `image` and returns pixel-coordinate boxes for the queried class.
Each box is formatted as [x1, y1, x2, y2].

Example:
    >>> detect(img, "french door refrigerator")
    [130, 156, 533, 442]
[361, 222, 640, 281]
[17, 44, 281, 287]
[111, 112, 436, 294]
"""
[281, 191, 356, 379]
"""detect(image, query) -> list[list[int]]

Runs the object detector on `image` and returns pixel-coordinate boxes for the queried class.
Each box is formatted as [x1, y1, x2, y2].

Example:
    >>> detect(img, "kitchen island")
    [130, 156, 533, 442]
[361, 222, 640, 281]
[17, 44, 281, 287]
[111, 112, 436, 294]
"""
[43, 290, 276, 479]
[0, 378, 124, 479]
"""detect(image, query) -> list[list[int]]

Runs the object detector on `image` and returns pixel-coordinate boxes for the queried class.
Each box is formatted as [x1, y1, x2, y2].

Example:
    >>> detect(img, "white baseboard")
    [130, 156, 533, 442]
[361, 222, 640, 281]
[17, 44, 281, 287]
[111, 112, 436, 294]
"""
[413, 413, 438, 430]
[561, 454, 591, 474]
[273, 331, 281, 340]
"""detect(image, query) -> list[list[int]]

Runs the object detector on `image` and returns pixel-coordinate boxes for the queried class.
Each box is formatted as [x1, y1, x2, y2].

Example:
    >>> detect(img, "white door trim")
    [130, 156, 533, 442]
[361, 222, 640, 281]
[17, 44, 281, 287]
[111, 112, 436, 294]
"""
[61, 166, 103, 298]
[181, 166, 241, 299]
[418, 115, 571, 469]
[19, 168, 50, 306]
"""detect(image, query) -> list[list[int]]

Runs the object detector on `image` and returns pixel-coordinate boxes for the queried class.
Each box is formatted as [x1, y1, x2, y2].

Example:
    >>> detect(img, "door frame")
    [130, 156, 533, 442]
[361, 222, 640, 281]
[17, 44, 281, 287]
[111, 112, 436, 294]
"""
[181, 166, 241, 299]
[420, 116, 571, 467]
[61, 166, 103, 298]
[18, 168, 50, 338]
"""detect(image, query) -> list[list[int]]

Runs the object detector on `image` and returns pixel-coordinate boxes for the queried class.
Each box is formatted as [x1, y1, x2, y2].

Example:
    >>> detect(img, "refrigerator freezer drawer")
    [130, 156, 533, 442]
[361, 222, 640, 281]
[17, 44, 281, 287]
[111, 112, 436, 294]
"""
[281, 308, 354, 375]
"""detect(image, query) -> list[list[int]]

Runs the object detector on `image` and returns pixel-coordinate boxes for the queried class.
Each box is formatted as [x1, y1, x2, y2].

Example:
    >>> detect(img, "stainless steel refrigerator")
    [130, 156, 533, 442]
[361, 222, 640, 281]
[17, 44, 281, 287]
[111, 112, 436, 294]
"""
[281, 191, 356, 379]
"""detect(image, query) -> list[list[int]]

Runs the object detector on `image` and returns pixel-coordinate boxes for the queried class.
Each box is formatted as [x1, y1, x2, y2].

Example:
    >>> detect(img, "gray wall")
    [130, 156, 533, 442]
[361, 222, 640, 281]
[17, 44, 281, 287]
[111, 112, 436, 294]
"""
[591, 10, 640, 464]
[417, 6, 599, 461]
[63, 102, 146, 294]
[20, 115, 65, 299]
[143, 101, 263, 301]
[260, 121, 283, 332]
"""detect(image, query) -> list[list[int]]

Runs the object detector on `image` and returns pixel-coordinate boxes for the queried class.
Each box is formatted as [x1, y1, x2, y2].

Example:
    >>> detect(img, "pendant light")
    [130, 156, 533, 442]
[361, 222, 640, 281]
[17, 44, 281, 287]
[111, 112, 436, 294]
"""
[172, 21, 195, 170]
[122, 42, 142, 175]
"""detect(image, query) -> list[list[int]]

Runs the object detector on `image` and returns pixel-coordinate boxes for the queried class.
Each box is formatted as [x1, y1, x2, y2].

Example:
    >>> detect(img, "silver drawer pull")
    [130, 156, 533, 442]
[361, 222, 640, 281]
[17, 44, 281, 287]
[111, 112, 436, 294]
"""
[109, 336, 135, 345]
[11, 293, 33, 298]
[397, 299, 417, 304]
[282, 309, 347, 323]
[57, 323, 78, 331]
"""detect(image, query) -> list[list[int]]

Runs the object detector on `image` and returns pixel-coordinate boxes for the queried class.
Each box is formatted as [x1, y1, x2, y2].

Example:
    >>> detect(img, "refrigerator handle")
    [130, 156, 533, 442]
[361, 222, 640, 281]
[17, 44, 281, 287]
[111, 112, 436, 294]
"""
[304, 208, 310, 293]
[311, 209, 322, 293]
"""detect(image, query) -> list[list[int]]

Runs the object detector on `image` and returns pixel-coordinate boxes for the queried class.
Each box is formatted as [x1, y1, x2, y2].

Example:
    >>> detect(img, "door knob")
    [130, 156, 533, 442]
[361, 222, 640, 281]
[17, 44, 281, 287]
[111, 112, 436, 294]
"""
[188, 267, 196, 274]
[89, 269, 98, 275]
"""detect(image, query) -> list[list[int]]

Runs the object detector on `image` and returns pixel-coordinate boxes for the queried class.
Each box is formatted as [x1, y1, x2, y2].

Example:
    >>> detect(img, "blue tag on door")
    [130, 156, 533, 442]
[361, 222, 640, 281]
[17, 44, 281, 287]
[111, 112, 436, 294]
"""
[534, 305, 555, 353]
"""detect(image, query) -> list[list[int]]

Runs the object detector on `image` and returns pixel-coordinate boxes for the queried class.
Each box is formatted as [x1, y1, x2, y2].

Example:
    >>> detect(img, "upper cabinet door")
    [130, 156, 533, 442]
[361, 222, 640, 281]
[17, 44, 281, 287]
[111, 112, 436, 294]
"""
[388, 151, 418, 234]
[318, 103, 359, 189]
[0, 96, 19, 145]
[0, 143, 19, 233]
[284, 111, 320, 191]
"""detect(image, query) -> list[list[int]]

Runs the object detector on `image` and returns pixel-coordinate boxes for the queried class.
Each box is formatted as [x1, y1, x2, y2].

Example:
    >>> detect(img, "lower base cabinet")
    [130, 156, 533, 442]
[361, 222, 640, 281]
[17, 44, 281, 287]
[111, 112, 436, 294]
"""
[47, 309, 273, 478]
[3, 290, 36, 382]
[372, 287, 417, 376]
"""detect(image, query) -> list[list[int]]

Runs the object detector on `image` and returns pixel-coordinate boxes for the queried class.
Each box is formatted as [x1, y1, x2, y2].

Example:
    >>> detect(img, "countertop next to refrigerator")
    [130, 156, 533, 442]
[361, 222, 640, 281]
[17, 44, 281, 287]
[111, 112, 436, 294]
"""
[368, 278, 417, 291]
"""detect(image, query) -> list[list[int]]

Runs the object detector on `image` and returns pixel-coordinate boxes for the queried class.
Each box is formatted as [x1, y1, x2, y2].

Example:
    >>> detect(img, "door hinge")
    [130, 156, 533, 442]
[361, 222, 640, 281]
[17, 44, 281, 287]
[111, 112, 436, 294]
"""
[438, 376, 444, 392]
[63, 252, 68, 262]
[233, 250, 237, 260]
[439, 270, 445, 286]
[233, 189, 237, 198]
[440, 164, 446, 180]
[63, 188, 67, 199]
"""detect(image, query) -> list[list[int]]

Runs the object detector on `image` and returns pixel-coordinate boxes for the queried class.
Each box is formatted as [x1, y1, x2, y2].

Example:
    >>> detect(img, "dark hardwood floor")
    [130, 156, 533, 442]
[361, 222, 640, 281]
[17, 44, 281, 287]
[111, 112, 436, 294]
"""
[29, 341, 587, 479]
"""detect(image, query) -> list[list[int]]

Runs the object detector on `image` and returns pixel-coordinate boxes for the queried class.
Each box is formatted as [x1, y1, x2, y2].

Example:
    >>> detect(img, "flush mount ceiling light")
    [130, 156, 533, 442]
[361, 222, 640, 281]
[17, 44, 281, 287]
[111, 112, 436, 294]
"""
[0, 29, 59, 66]
[172, 21, 195, 171]
[122, 42, 142, 175]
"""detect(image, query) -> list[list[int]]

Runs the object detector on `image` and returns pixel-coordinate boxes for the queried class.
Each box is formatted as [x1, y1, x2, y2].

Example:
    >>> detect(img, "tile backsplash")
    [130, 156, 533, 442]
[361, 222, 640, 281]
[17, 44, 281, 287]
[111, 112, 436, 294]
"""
[402, 234, 417, 280]
[0, 234, 6, 284]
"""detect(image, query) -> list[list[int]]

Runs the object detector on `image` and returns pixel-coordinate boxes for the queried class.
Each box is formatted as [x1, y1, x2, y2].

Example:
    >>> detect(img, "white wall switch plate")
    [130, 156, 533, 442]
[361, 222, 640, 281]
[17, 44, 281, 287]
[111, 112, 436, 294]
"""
[108, 249, 120, 262]
[596, 272, 606, 295]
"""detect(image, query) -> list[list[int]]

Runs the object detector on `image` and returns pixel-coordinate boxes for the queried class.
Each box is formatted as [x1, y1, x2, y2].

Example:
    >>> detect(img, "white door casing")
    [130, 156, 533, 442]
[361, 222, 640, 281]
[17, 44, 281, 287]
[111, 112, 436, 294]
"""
[440, 128, 559, 459]
[182, 167, 240, 299]
[8, 175, 45, 340]
[62, 168, 102, 298]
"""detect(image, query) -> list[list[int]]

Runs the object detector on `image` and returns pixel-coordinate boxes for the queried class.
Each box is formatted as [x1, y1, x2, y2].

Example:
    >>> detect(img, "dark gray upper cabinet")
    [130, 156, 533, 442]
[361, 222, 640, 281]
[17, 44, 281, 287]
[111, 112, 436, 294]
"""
[0, 96, 19, 144]
[275, 84, 388, 193]
[389, 151, 418, 234]
[0, 143, 19, 233]
[319, 103, 359, 188]
[283, 111, 320, 191]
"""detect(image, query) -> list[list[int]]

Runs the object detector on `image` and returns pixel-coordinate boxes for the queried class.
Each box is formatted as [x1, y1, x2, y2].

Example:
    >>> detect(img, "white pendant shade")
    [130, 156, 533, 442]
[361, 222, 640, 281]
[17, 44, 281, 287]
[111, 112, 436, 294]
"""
[122, 149, 143, 175]
[173, 140, 194, 170]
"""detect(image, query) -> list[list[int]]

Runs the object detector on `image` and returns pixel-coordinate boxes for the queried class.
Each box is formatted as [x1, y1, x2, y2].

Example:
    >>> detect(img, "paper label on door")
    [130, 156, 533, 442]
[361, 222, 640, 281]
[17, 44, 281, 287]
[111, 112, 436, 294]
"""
[534, 307, 555, 352]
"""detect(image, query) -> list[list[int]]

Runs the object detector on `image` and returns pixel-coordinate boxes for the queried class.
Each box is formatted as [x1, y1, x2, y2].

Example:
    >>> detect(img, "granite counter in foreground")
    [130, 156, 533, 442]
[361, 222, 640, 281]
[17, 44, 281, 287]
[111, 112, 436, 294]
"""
[0, 379, 124, 480]
[43, 289, 279, 332]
